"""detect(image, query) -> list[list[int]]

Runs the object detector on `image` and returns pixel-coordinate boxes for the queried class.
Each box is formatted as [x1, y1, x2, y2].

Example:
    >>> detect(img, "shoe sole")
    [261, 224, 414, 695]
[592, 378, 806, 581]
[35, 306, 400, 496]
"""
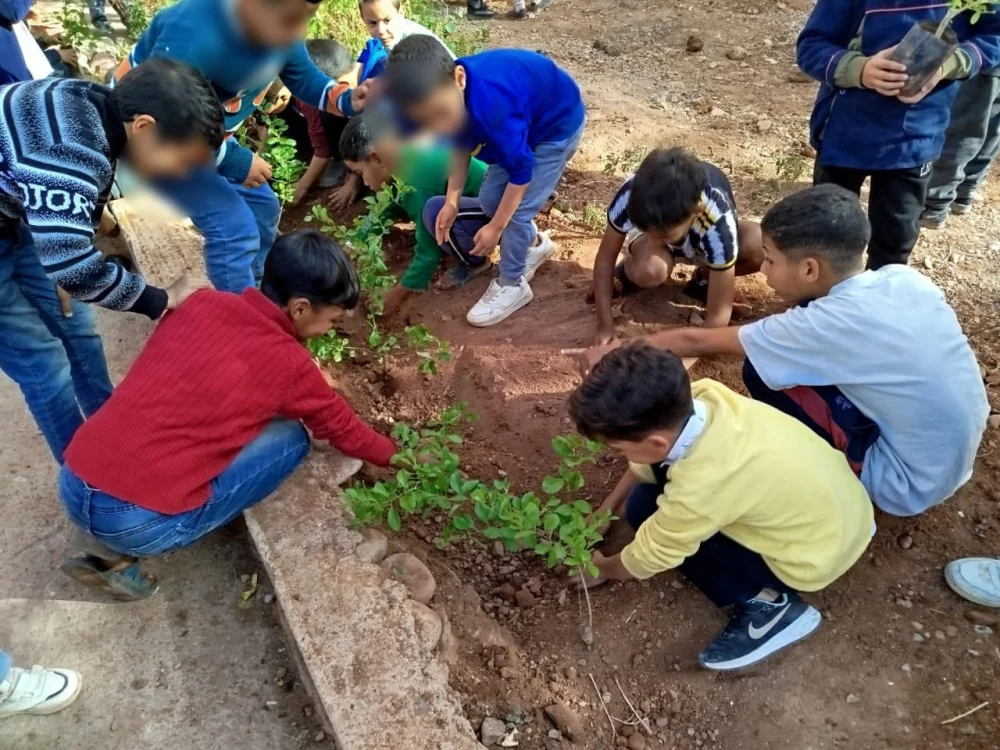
[698, 606, 823, 671]
[950, 204, 972, 216]
[918, 218, 946, 230]
[60, 557, 158, 601]
[467, 287, 534, 327]
[944, 560, 1000, 608]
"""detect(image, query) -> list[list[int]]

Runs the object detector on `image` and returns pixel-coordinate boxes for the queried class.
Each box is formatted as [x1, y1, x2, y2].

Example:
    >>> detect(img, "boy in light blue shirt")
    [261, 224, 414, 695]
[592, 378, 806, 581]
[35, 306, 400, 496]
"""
[576, 185, 988, 517]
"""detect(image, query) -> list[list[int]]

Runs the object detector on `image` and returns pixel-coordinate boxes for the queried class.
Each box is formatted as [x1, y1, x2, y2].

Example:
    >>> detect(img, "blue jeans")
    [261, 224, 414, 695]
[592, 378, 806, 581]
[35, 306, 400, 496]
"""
[478, 120, 585, 283]
[154, 168, 280, 292]
[924, 73, 1000, 220]
[0, 649, 9, 682]
[0, 224, 113, 463]
[59, 419, 310, 556]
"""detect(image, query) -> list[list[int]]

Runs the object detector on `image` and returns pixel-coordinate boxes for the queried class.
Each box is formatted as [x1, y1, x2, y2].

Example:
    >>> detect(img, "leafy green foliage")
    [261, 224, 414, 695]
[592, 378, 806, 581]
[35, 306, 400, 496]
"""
[602, 145, 650, 178]
[343, 406, 613, 576]
[307, 332, 357, 364]
[367, 318, 400, 373]
[938, 0, 997, 35]
[56, 1, 104, 57]
[404, 325, 452, 375]
[259, 114, 306, 206]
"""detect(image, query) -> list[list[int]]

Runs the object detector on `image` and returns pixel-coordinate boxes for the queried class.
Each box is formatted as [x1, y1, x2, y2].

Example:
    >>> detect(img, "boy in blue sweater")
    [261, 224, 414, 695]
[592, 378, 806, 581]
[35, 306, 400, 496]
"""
[116, 0, 364, 292]
[386, 37, 585, 326]
[797, 0, 1000, 268]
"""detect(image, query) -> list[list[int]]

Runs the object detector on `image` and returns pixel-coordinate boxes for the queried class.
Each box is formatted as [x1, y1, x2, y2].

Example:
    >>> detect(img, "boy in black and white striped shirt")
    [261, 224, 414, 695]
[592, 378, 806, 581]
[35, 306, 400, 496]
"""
[591, 148, 763, 345]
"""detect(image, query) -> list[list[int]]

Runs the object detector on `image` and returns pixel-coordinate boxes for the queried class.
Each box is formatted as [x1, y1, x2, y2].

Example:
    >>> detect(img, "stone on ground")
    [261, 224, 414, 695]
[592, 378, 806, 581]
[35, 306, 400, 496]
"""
[480, 717, 507, 746]
[355, 528, 389, 564]
[381, 553, 437, 604]
[406, 600, 444, 652]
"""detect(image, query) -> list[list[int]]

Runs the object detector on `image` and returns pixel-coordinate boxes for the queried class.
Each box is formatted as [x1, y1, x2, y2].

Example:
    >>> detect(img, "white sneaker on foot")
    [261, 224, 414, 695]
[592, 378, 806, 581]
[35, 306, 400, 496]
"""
[524, 231, 556, 282]
[0, 664, 82, 718]
[467, 278, 534, 327]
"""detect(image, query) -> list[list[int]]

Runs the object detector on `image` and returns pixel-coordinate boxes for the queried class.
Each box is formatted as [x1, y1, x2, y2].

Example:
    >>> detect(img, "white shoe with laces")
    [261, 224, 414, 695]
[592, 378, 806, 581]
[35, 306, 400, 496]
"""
[0, 664, 82, 718]
[467, 277, 534, 327]
[524, 231, 556, 281]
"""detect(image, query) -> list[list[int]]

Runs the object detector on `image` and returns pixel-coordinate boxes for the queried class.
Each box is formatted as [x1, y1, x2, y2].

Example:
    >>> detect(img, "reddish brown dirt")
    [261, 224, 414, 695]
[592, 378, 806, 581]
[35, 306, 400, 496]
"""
[281, 0, 1000, 747]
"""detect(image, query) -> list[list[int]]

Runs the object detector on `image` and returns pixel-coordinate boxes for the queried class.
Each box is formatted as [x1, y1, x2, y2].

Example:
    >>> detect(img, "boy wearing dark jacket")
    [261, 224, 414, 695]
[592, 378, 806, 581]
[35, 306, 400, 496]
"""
[797, 0, 1000, 268]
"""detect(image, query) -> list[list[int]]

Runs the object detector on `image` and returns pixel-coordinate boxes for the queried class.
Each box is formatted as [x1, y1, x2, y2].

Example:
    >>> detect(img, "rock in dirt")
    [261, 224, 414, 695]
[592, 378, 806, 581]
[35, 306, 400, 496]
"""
[727, 46, 748, 61]
[381, 553, 436, 604]
[497, 583, 517, 603]
[405, 600, 443, 652]
[787, 68, 812, 83]
[686, 34, 704, 53]
[965, 609, 1000, 626]
[515, 589, 537, 608]
[564, 666, 578, 679]
[355, 528, 388, 564]
[988, 414, 1000, 430]
[846, 694, 861, 704]
[548, 729, 563, 740]
[897, 533, 913, 550]
[481, 717, 507, 746]
[545, 702, 584, 741]
[627, 733, 647, 750]
[655, 717, 669, 728]
[756, 117, 773, 133]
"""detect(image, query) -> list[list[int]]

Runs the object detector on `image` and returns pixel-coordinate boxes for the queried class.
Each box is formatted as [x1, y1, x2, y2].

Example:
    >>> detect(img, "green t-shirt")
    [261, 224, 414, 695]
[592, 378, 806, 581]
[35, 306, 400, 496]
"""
[395, 145, 488, 290]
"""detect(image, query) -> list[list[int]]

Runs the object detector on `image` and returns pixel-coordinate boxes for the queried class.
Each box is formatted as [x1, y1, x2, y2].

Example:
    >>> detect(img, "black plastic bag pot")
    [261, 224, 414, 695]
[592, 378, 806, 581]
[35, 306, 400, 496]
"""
[889, 21, 957, 97]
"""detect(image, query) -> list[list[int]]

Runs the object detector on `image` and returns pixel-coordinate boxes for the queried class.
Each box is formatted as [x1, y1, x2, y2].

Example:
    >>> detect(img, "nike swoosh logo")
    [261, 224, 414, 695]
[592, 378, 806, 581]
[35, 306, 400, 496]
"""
[748, 605, 791, 640]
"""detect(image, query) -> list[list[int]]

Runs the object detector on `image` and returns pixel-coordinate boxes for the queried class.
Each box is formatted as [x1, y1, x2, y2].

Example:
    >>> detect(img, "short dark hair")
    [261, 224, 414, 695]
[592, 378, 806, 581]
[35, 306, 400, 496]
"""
[569, 343, 694, 442]
[261, 229, 360, 309]
[384, 34, 457, 108]
[113, 58, 225, 150]
[761, 184, 870, 274]
[627, 147, 708, 232]
[306, 39, 354, 79]
[338, 109, 396, 162]
[359, 0, 401, 8]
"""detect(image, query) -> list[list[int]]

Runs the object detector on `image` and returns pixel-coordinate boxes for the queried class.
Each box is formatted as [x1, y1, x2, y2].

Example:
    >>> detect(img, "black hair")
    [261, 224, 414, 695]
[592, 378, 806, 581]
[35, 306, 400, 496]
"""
[338, 109, 397, 163]
[359, 0, 401, 8]
[384, 34, 457, 108]
[113, 58, 225, 150]
[760, 184, 870, 274]
[306, 39, 354, 79]
[569, 343, 694, 443]
[626, 147, 708, 232]
[261, 229, 360, 309]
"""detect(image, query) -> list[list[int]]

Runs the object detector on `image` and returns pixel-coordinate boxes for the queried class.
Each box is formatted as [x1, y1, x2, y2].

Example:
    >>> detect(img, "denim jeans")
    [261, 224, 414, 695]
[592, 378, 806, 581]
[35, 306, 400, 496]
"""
[154, 168, 281, 292]
[59, 419, 310, 556]
[924, 73, 1000, 220]
[0, 224, 113, 463]
[478, 120, 585, 283]
[0, 649, 9, 682]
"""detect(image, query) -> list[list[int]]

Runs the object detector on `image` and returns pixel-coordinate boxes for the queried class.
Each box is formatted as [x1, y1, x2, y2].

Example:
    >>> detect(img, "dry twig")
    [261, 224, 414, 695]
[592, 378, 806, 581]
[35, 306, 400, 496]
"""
[941, 701, 989, 725]
[589, 673, 617, 737]
[615, 677, 652, 734]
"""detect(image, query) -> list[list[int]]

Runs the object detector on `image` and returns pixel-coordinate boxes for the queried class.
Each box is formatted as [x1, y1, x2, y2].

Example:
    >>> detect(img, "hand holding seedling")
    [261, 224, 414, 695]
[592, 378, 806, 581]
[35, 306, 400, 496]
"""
[898, 67, 944, 104]
[862, 46, 909, 96]
[244, 153, 273, 189]
[434, 200, 459, 245]
[165, 274, 213, 311]
[471, 221, 502, 257]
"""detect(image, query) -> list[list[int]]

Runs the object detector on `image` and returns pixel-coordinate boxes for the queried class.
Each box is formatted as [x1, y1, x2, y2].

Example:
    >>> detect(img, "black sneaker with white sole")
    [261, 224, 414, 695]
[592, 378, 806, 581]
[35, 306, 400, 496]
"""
[697, 593, 822, 671]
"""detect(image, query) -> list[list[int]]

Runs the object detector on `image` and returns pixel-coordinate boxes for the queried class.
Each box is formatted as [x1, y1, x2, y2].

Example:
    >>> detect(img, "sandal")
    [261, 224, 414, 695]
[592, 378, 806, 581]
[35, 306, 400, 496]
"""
[60, 555, 158, 601]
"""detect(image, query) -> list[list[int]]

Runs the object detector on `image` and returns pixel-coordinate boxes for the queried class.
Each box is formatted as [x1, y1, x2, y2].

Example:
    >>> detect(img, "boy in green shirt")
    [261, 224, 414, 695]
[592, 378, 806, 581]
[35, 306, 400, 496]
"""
[339, 112, 489, 316]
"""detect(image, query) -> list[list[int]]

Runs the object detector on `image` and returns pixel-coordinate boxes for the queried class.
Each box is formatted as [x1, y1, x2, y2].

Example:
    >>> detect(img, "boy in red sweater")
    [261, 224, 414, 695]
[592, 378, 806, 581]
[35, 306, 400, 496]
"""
[58, 229, 396, 599]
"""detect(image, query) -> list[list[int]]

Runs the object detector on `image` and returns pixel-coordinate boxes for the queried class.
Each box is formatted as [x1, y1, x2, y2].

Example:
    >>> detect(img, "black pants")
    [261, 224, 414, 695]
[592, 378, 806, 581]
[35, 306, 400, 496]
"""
[624, 482, 793, 608]
[813, 161, 931, 269]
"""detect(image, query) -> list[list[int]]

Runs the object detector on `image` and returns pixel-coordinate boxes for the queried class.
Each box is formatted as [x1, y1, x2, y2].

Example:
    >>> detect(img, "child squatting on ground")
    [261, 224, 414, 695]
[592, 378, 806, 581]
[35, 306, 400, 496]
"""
[339, 110, 491, 316]
[578, 185, 988, 518]
[57, 230, 396, 600]
[591, 147, 764, 345]
[569, 343, 874, 671]
[385, 35, 586, 327]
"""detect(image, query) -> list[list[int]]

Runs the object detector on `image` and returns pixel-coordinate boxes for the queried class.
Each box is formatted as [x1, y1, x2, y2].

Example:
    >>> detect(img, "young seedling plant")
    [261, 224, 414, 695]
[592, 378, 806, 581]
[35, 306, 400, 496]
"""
[404, 324, 452, 375]
[307, 332, 357, 365]
[935, 0, 996, 36]
[259, 113, 305, 206]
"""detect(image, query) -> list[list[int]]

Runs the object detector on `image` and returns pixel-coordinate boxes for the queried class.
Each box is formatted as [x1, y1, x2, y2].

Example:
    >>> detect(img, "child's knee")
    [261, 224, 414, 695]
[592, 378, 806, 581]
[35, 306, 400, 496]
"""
[625, 253, 670, 288]
[737, 221, 764, 273]
[422, 196, 447, 236]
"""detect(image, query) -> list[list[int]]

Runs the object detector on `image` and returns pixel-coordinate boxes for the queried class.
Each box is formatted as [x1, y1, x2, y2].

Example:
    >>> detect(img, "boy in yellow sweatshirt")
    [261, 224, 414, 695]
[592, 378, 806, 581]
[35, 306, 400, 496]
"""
[569, 343, 874, 671]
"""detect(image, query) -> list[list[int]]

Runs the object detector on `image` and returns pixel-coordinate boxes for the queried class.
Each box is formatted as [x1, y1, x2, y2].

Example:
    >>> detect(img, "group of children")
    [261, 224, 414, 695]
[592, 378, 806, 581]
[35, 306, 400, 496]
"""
[0, 0, 998, 707]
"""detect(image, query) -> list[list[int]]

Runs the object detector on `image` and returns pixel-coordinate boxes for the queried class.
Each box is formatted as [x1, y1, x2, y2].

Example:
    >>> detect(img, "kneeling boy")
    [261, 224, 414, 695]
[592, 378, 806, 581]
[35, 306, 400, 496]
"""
[592, 147, 763, 345]
[571, 343, 873, 671]
[339, 111, 489, 316]
[58, 230, 396, 599]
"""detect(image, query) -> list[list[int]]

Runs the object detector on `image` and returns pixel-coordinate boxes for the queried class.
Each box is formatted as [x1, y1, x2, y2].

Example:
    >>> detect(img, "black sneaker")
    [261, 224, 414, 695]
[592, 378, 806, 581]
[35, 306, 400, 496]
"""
[697, 593, 822, 671]
[467, 0, 496, 19]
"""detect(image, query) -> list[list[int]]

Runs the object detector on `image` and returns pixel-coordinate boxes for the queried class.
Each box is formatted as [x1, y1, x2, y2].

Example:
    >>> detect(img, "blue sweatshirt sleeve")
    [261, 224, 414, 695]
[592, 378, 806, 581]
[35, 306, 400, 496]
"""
[216, 139, 255, 182]
[488, 110, 533, 185]
[0, 0, 33, 23]
[280, 41, 337, 114]
[958, 13, 1000, 76]
[796, 0, 866, 86]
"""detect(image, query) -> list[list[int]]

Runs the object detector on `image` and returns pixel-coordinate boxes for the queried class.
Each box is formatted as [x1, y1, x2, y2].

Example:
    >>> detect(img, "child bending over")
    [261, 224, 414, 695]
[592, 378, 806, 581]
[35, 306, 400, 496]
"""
[386, 36, 585, 327]
[58, 230, 396, 600]
[570, 343, 874, 671]
[578, 185, 988, 517]
[339, 111, 490, 316]
[591, 147, 763, 346]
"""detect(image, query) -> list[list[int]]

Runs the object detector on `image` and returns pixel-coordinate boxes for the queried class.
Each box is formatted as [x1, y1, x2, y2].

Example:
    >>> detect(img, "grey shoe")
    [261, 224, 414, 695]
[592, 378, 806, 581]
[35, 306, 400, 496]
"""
[950, 201, 973, 216]
[918, 213, 946, 230]
[945, 557, 1000, 608]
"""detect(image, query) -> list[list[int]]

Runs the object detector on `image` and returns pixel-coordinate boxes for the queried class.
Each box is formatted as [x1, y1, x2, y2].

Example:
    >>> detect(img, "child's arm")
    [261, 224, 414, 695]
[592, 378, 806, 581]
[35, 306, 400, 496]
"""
[796, 0, 875, 89]
[595, 469, 639, 520]
[471, 182, 529, 257]
[703, 266, 736, 328]
[329, 172, 362, 212]
[435, 151, 472, 244]
[573, 326, 745, 377]
[591, 226, 627, 346]
[293, 155, 331, 206]
[279, 41, 363, 118]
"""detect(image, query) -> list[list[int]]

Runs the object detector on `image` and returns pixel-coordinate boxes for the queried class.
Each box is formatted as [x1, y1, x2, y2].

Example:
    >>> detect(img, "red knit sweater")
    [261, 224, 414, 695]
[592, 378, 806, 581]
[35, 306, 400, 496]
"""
[65, 289, 396, 514]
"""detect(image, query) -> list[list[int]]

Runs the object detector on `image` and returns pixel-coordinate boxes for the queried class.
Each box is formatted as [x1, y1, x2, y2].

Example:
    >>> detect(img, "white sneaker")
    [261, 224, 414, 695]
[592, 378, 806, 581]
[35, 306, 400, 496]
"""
[0, 665, 82, 718]
[467, 278, 534, 327]
[945, 557, 1000, 608]
[524, 231, 556, 282]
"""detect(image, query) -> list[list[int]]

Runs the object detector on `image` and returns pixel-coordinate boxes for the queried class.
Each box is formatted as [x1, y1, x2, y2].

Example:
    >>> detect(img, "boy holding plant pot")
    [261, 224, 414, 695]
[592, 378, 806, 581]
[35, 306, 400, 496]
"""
[796, 0, 1000, 268]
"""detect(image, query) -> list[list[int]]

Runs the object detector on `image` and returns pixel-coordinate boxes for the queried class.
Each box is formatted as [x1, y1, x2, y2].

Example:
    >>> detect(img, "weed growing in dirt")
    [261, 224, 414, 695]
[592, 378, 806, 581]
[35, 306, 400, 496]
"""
[602, 145, 649, 178]
[56, 2, 104, 57]
[404, 325, 452, 375]
[307, 332, 357, 364]
[768, 154, 809, 197]
[579, 202, 606, 233]
[259, 114, 306, 206]
[367, 320, 400, 374]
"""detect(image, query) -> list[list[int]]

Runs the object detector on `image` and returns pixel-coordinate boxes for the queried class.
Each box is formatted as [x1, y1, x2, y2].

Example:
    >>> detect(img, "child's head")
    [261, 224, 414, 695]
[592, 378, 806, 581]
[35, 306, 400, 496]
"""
[306, 38, 354, 79]
[385, 35, 467, 136]
[113, 58, 225, 178]
[236, 0, 323, 48]
[261, 229, 360, 340]
[626, 147, 707, 247]
[359, 0, 407, 49]
[569, 343, 694, 465]
[759, 184, 870, 303]
[339, 111, 400, 191]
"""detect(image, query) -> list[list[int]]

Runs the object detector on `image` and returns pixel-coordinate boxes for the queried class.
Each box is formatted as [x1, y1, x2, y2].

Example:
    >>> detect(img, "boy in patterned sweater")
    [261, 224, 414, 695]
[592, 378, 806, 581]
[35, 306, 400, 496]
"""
[590, 147, 764, 346]
[0, 58, 224, 463]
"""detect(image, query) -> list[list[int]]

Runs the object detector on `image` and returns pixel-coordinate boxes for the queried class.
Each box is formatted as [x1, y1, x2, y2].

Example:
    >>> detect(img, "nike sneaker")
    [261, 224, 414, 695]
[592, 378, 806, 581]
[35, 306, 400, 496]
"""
[698, 593, 822, 671]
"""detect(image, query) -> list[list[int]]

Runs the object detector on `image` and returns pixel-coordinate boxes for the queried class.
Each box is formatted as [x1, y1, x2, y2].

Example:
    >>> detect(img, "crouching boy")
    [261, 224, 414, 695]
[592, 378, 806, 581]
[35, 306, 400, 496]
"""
[58, 230, 396, 600]
[570, 343, 873, 671]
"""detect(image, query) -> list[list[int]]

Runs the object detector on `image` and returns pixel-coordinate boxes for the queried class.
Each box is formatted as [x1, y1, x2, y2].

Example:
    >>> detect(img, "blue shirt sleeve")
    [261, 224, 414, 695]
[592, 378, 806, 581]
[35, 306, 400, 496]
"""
[280, 40, 334, 112]
[796, 0, 866, 85]
[486, 109, 533, 185]
[216, 139, 255, 183]
[0, 0, 34, 23]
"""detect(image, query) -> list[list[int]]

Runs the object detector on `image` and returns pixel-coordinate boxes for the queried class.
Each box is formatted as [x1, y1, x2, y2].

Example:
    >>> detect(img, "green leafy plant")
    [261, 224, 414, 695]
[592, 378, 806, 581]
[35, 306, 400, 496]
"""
[404, 324, 452, 375]
[367, 318, 400, 374]
[56, 2, 104, 56]
[602, 145, 650, 178]
[768, 154, 809, 197]
[937, 0, 997, 36]
[579, 202, 606, 233]
[259, 114, 305, 206]
[307, 332, 357, 364]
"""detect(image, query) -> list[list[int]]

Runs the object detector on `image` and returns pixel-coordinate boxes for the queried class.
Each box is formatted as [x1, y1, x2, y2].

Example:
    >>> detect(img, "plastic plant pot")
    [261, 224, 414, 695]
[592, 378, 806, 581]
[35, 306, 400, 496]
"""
[890, 21, 958, 98]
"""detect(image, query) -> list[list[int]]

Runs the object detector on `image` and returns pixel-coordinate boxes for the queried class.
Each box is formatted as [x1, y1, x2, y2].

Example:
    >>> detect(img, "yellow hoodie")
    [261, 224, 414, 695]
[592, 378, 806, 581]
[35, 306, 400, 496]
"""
[620, 380, 874, 591]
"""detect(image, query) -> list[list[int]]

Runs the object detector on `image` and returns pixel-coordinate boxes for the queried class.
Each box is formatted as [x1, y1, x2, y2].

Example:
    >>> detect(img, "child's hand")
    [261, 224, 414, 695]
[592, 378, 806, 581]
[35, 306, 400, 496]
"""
[244, 154, 273, 189]
[898, 67, 944, 105]
[561, 341, 621, 377]
[434, 201, 459, 245]
[381, 285, 410, 317]
[351, 79, 382, 113]
[328, 178, 360, 212]
[861, 47, 908, 96]
[471, 221, 503, 257]
[591, 325, 616, 347]
[291, 180, 308, 207]
[165, 274, 213, 310]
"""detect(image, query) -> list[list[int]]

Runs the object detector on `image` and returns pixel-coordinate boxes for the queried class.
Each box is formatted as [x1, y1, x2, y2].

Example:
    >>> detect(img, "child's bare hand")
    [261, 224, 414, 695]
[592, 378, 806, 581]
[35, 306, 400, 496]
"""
[434, 201, 459, 245]
[561, 342, 620, 377]
[165, 274, 213, 310]
[471, 222, 502, 257]
[898, 67, 944, 104]
[591, 325, 616, 347]
[351, 79, 382, 113]
[243, 154, 273, 189]
[861, 47, 908, 96]
[327, 180, 359, 212]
